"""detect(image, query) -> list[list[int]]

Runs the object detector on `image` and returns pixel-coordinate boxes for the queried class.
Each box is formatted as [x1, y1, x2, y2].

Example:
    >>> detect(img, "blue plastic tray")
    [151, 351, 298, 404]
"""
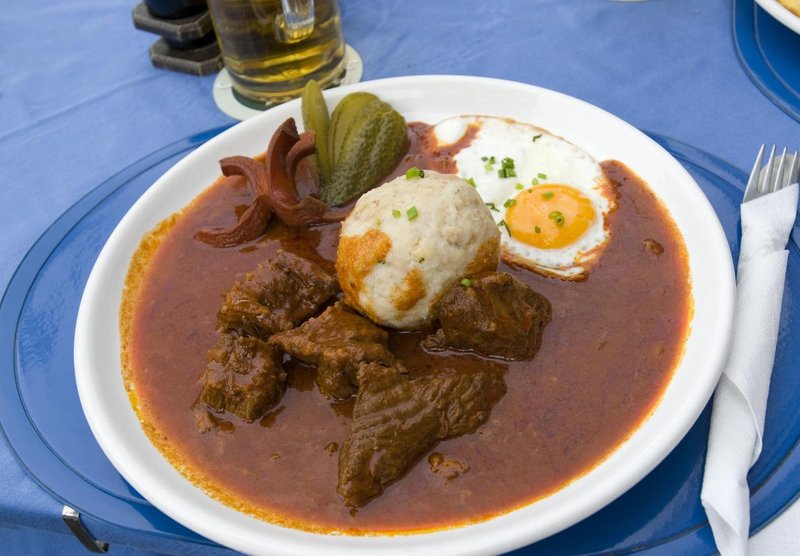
[734, 0, 800, 123]
[1, 128, 799, 555]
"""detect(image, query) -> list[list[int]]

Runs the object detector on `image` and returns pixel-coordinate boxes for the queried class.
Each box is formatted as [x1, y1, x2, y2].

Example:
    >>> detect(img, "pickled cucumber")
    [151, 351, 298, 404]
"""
[329, 93, 380, 167]
[300, 85, 408, 206]
[301, 80, 332, 185]
[324, 99, 407, 205]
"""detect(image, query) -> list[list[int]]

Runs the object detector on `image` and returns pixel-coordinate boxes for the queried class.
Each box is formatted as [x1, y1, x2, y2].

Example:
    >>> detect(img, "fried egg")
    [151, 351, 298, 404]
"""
[433, 116, 615, 279]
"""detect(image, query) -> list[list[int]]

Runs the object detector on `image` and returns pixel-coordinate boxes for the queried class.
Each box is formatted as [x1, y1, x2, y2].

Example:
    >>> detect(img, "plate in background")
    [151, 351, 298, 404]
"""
[755, 0, 800, 34]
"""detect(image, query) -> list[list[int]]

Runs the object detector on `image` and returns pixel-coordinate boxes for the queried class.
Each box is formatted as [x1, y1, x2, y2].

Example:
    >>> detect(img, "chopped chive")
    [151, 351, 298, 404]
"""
[515, 183, 524, 190]
[460, 278, 473, 287]
[501, 157, 515, 169]
[392, 209, 401, 218]
[405, 167, 424, 179]
[533, 134, 542, 142]
[537, 172, 547, 179]
[498, 167, 517, 178]
[504, 198, 517, 208]
[549, 210, 565, 227]
[498, 219, 511, 234]
[483, 155, 496, 172]
[485, 202, 499, 212]
[418, 257, 425, 263]
[542, 191, 554, 199]
[466, 177, 477, 188]
[407, 206, 419, 220]
[375, 218, 382, 226]
[535, 225, 542, 234]
[481, 156, 488, 162]
[532, 178, 539, 185]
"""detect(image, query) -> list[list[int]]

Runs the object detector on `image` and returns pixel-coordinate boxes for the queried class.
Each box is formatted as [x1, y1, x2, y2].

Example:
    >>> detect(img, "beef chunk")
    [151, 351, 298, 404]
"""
[424, 271, 552, 360]
[217, 250, 339, 338]
[269, 302, 395, 399]
[199, 333, 286, 422]
[337, 362, 506, 507]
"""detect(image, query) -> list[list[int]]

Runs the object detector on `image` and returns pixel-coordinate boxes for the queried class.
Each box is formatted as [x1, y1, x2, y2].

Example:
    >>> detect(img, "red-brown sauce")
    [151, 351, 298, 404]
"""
[123, 125, 691, 533]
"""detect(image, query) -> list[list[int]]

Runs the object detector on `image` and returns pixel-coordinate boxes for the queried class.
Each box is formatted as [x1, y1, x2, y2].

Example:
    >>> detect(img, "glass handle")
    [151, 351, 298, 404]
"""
[276, 0, 315, 43]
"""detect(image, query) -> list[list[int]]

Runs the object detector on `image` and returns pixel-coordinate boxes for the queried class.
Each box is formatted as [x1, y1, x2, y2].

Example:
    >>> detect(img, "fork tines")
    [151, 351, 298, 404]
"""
[744, 145, 800, 202]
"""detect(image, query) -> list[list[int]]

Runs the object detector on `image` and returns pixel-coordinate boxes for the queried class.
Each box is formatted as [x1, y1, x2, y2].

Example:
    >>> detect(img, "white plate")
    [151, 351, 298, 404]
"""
[75, 75, 735, 555]
[756, 0, 800, 35]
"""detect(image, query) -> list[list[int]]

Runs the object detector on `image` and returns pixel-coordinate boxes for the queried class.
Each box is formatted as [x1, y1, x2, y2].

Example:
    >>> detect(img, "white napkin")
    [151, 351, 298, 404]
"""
[701, 183, 799, 556]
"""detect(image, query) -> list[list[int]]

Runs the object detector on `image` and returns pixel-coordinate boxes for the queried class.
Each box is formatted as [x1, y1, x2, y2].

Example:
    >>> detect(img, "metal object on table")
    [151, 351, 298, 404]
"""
[132, 1, 224, 76]
[745, 144, 800, 201]
[61, 506, 109, 553]
[132, 2, 213, 41]
[745, 145, 800, 247]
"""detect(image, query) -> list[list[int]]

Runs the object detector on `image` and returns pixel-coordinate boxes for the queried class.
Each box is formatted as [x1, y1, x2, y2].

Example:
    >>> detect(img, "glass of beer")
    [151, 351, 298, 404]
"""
[207, 0, 346, 104]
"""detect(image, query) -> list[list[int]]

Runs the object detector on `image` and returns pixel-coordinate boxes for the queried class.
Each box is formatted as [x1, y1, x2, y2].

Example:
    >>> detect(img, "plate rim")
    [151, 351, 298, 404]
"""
[755, 0, 800, 34]
[733, 0, 800, 124]
[73, 74, 736, 555]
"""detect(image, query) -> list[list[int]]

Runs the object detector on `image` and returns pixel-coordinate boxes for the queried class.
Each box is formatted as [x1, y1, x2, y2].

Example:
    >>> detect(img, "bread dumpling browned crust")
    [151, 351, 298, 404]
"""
[337, 171, 500, 330]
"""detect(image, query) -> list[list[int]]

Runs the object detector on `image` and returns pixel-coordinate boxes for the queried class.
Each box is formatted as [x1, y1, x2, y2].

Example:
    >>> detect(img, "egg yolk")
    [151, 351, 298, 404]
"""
[506, 184, 596, 249]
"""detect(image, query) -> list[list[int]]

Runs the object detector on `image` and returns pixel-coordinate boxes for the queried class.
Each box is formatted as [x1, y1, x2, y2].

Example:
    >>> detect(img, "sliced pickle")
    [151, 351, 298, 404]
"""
[324, 103, 407, 205]
[300, 87, 408, 206]
[329, 92, 380, 167]
[301, 80, 332, 185]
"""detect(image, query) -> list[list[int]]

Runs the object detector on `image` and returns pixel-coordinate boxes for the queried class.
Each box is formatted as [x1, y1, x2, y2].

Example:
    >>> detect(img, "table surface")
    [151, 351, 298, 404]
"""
[2, 0, 799, 554]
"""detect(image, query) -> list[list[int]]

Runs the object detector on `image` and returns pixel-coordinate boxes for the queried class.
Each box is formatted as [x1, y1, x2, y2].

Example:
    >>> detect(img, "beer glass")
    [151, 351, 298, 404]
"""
[207, 0, 346, 104]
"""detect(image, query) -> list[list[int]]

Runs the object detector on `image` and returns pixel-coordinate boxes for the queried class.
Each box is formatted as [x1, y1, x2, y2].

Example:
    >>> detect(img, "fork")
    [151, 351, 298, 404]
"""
[702, 145, 800, 556]
[744, 145, 800, 202]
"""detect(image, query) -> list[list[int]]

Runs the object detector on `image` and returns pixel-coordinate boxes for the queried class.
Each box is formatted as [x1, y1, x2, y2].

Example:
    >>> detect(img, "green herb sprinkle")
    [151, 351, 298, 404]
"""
[549, 210, 565, 227]
[405, 167, 424, 179]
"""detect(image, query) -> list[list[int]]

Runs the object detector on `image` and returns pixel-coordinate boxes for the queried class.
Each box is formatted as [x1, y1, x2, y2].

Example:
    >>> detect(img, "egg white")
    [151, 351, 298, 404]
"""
[432, 116, 615, 279]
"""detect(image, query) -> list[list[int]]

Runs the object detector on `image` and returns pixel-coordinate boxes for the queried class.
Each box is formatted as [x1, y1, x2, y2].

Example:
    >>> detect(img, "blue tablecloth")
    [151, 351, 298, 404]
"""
[2, 0, 799, 554]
